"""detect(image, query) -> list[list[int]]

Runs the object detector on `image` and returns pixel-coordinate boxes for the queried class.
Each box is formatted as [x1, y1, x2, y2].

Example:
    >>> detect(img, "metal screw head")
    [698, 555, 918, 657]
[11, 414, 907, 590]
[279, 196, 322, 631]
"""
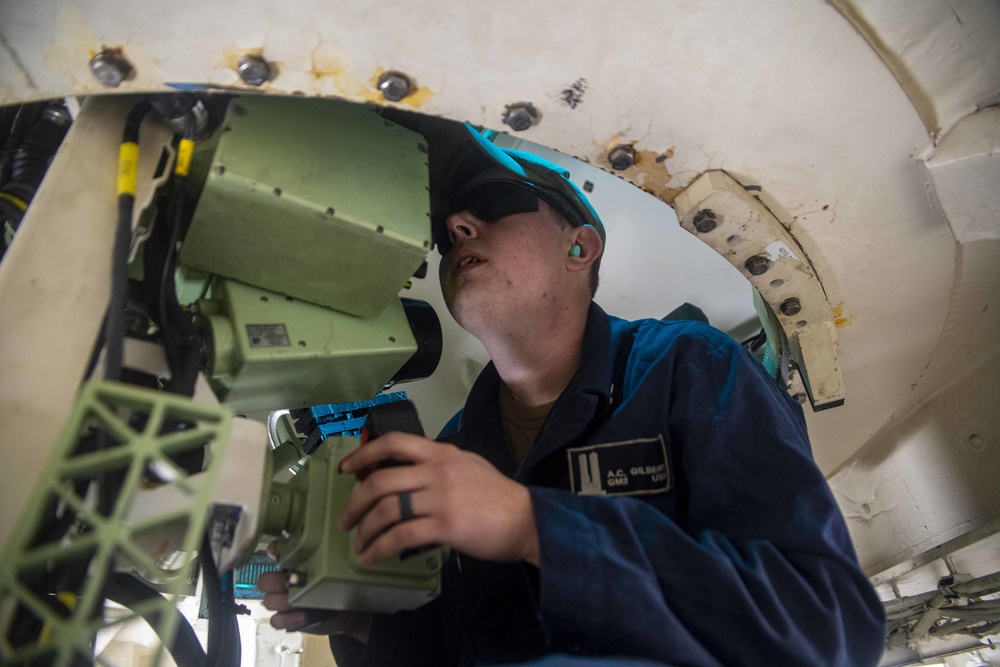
[426, 557, 439, 570]
[503, 103, 537, 132]
[269, 493, 281, 505]
[237, 54, 271, 86]
[693, 209, 718, 233]
[89, 50, 132, 88]
[745, 255, 770, 276]
[377, 71, 411, 102]
[780, 298, 802, 317]
[967, 430, 987, 454]
[793, 393, 808, 404]
[286, 571, 306, 587]
[608, 145, 636, 170]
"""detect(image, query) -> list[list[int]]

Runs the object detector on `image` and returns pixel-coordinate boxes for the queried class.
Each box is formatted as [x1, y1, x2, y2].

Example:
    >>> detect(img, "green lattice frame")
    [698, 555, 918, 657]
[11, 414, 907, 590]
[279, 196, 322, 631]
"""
[0, 380, 232, 666]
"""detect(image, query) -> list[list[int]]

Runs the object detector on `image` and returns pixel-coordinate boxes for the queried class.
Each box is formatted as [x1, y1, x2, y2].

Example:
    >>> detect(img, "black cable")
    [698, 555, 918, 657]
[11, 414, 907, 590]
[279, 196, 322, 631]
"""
[159, 122, 202, 397]
[740, 328, 767, 350]
[105, 572, 207, 667]
[0, 102, 71, 262]
[0, 102, 44, 186]
[105, 101, 152, 385]
[200, 534, 241, 667]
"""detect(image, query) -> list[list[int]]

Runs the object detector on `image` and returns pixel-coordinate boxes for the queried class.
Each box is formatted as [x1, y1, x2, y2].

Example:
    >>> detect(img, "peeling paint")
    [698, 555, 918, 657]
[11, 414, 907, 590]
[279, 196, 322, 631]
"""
[308, 44, 369, 98]
[593, 137, 690, 205]
[833, 304, 852, 328]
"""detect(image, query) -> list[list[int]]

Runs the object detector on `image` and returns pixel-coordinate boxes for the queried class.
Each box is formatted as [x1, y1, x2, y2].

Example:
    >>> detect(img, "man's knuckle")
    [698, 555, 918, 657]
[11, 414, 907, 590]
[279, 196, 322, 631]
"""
[376, 496, 397, 522]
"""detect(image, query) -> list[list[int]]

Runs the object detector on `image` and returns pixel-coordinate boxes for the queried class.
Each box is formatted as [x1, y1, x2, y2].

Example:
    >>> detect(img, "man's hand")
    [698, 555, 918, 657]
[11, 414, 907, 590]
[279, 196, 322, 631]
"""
[257, 570, 372, 640]
[337, 432, 540, 566]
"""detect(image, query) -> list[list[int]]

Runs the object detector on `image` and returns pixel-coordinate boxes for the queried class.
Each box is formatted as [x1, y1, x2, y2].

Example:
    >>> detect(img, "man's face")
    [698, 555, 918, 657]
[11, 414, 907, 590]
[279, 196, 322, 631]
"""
[438, 200, 576, 333]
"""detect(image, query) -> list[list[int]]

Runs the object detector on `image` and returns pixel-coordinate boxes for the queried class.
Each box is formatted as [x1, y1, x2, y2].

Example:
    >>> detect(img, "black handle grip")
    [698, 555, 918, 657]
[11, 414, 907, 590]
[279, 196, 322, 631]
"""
[362, 400, 425, 440]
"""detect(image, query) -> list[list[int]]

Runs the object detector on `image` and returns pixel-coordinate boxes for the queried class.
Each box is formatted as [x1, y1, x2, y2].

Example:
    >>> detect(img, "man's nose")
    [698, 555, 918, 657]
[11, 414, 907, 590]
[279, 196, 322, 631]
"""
[445, 210, 483, 244]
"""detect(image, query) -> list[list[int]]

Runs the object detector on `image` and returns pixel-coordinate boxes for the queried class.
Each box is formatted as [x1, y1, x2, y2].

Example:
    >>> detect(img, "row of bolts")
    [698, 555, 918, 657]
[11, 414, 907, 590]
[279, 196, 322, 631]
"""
[88, 50, 639, 169]
[89, 50, 802, 318]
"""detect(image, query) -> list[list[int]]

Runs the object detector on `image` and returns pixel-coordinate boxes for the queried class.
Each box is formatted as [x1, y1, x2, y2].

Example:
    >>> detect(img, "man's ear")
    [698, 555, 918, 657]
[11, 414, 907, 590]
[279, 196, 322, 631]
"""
[566, 224, 602, 272]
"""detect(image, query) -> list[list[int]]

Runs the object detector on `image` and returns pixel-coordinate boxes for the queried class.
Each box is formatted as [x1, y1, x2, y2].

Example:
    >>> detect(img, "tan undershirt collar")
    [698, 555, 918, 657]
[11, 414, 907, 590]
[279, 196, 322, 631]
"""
[498, 382, 557, 467]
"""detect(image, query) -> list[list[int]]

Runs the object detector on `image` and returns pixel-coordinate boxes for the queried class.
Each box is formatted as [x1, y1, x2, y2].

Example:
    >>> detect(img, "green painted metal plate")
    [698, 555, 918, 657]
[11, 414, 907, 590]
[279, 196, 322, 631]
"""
[180, 96, 430, 318]
[198, 278, 418, 413]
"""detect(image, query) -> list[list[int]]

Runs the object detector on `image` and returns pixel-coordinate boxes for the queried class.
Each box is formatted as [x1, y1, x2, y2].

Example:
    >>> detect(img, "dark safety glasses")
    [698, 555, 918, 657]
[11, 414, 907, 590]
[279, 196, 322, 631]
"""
[452, 181, 541, 222]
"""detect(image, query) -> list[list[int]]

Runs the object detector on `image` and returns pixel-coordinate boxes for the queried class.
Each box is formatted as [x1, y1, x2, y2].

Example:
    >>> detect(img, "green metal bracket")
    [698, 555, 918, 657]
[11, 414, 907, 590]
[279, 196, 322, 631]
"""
[0, 381, 233, 666]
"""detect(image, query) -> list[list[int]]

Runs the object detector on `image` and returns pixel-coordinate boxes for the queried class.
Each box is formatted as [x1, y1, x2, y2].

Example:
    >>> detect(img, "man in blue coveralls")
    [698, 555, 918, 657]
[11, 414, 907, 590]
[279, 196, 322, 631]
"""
[259, 124, 887, 666]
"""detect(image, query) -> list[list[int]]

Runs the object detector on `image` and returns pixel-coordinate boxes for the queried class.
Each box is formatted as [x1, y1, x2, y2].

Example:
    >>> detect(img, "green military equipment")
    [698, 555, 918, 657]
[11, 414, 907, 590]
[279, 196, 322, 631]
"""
[196, 278, 418, 414]
[261, 435, 442, 613]
[179, 95, 431, 319]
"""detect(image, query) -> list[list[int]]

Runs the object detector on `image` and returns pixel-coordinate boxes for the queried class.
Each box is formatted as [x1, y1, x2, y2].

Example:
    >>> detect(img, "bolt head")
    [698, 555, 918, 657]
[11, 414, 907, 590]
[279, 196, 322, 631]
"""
[378, 71, 411, 102]
[780, 298, 802, 317]
[745, 255, 770, 276]
[693, 209, 718, 233]
[503, 104, 536, 132]
[608, 145, 635, 171]
[237, 54, 271, 86]
[89, 51, 132, 88]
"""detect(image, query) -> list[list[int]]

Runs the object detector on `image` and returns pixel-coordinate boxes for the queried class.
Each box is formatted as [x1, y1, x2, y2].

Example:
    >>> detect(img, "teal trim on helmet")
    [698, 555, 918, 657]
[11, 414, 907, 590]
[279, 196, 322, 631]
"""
[437, 123, 606, 254]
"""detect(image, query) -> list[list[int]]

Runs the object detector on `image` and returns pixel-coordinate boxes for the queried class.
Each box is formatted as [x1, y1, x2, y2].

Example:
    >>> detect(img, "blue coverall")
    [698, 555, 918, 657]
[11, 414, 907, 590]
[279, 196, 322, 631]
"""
[331, 303, 886, 666]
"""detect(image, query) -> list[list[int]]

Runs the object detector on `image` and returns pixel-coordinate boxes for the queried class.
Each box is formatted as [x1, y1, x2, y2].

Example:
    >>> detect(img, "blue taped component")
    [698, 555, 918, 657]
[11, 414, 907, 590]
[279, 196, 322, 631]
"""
[303, 391, 409, 448]
[318, 415, 367, 439]
[309, 391, 409, 424]
[233, 553, 280, 600]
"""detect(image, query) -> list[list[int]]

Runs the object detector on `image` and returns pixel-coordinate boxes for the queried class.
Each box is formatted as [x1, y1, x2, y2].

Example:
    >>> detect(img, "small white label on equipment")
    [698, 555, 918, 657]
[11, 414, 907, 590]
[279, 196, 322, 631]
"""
[763, 241, 799, 262]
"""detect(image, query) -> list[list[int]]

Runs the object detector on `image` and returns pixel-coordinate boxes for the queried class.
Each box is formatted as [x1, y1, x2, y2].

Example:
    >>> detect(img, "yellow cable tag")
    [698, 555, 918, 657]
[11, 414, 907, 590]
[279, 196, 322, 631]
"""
[175, 138, 195, 177]
[118, 142, 139, 196]
[0, 192, 28, 211]
[40, 592, 78, 643]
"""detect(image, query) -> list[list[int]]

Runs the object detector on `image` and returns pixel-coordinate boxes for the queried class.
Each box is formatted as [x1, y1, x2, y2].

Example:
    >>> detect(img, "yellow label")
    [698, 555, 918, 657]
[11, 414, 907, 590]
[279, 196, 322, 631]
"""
[0, 192, 28, 211]
[118, 142, 139, 196]
[57, 591, 77, 610]
[39, 592, 78, 643]
[175, 138, 195, 177]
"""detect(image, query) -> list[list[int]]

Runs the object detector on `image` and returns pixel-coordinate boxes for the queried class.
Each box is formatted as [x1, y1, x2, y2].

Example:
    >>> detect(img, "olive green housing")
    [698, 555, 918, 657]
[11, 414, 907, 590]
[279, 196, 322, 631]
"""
[180, 96, 431, 319]
[196, 278, 417, 414]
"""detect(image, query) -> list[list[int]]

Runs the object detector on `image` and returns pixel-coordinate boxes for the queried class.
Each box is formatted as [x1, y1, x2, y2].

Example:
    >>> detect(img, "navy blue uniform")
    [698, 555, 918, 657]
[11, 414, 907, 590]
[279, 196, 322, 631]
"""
[332, 303, 886, 666]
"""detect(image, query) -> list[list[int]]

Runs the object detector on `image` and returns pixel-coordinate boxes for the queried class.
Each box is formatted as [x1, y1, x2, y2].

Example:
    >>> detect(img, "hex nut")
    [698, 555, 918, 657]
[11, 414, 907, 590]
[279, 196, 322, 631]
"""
[780, 298, 802, 317]
[503, 103, 537, 132]
[608, 145, 635, 171]
[693, 209, 718, 234]
[89, 50, 132, 88]
[237, 54, 271, 86]
[745, 255, 770, 276]
[378, 71, 412, 102]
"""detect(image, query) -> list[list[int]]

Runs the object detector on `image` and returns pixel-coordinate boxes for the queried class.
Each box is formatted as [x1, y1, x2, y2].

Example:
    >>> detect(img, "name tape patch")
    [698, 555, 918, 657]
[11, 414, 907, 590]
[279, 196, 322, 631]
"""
[566, 434, 671, 496]
[567, 435, 671, 497]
